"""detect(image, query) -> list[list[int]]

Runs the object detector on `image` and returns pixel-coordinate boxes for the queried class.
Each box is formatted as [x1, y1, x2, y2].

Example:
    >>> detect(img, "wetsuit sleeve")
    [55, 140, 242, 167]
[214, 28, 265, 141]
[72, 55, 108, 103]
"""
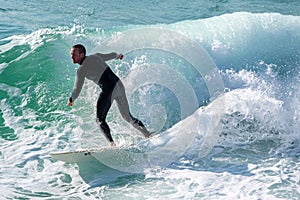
[96, 52, 118, 61]
[71, 66, 87, 102]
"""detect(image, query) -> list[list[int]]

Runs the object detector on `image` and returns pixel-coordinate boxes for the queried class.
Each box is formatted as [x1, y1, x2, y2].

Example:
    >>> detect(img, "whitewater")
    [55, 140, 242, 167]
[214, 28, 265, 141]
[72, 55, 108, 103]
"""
[0, 0, 299, 199]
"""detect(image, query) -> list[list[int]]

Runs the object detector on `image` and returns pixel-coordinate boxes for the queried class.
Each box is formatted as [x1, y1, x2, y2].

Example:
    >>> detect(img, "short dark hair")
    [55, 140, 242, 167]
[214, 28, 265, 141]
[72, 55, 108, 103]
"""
[72, 44, 86, 56]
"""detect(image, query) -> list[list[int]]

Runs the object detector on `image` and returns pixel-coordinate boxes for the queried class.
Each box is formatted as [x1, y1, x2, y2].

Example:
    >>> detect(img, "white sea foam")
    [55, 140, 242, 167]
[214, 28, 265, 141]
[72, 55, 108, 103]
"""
[0, 11, 299, 199]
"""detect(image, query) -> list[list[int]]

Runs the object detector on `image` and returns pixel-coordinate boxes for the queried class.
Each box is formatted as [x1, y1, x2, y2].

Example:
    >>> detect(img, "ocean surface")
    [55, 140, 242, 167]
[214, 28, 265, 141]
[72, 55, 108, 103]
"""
[0, 0, 300, 199]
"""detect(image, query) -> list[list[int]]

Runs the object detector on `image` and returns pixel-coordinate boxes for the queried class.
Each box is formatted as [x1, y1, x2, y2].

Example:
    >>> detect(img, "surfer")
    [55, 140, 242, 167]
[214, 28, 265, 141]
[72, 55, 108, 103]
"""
[68, 44, 151, 146]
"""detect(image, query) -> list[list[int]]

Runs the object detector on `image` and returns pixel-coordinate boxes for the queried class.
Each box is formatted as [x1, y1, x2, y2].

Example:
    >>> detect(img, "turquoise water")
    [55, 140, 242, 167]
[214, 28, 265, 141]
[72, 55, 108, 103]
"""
[0, 0, 300, 199]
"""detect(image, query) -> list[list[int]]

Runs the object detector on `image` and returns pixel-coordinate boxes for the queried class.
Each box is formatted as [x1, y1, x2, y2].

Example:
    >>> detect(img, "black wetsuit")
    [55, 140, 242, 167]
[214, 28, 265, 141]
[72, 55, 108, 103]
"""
[70, 53, 150, 143]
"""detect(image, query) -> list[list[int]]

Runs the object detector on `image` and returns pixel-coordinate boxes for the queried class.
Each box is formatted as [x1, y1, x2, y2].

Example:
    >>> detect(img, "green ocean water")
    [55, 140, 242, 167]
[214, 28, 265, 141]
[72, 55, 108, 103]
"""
[0, 0, 300, 199]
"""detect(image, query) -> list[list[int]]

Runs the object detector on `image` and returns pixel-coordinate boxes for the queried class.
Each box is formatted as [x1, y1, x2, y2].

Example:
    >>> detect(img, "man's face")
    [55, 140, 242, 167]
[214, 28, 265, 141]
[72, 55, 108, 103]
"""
[70, 47, 84, 64]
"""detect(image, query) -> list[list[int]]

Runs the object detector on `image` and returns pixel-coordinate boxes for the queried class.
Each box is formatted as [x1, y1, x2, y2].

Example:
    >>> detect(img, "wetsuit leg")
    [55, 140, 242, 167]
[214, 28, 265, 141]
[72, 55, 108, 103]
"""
[96, 91, 114, 142]
[114, 82, 151, 137]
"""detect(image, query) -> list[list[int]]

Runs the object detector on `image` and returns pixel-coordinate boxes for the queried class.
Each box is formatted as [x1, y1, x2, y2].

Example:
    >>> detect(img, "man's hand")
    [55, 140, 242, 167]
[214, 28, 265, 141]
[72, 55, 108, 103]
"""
[68, 98, 73, 107]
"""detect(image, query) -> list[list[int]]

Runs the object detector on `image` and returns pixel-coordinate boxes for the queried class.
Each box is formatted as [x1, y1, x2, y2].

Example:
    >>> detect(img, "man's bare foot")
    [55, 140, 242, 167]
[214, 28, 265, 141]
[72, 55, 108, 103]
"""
[145, 132, 155, 139]
[110, 142, 116, 147]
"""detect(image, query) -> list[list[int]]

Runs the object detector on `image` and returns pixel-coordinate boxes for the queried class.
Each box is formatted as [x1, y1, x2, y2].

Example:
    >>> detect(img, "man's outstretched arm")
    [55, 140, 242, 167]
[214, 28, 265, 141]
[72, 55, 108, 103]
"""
[96, 53, 123, 61]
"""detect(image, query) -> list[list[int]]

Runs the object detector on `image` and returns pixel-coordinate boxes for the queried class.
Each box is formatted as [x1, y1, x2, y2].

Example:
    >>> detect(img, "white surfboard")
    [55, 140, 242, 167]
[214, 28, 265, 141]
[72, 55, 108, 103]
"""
[50, 146, 149, 172]
[50, 110, 205, 173]
[50, 148, 111, 163]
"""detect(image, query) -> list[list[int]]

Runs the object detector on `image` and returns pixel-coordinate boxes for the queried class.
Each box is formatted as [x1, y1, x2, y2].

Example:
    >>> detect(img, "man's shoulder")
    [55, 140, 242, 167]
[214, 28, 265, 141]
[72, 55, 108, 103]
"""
[82, 54, 102, 65]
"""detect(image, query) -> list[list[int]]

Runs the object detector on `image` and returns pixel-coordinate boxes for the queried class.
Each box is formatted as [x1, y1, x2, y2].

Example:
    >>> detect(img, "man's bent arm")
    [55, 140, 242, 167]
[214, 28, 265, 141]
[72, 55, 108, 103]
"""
[71, 66, 86, 102]
[96, 52, 118, 61]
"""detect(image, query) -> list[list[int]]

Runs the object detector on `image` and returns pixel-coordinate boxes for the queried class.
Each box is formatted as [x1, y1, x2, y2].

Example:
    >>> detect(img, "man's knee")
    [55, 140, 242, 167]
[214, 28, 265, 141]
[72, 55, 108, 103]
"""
[96, 118, 103, 124]
[131, 117, 144, 127]
[96, 118, 107, 129]
[96, 118, 102, 124]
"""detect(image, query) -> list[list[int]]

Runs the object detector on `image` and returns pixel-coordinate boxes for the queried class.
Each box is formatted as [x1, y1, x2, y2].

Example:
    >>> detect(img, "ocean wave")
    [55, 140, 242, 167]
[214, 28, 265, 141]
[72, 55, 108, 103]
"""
[0, 12, 299, 151]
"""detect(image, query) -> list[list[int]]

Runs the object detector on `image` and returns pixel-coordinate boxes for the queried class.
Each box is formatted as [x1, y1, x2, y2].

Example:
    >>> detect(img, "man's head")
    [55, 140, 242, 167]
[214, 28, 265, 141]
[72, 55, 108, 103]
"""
[71, 44, 86, 64]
